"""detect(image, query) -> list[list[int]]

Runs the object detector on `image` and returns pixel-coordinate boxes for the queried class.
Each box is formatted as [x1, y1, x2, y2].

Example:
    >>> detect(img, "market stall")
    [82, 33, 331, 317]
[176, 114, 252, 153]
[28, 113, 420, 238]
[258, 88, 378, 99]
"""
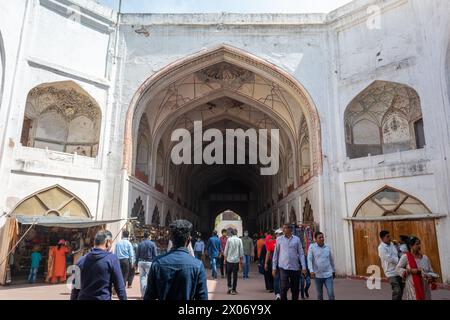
[0, 185, 128, 286]
[0, 215, 127, 285]
[292, 222, 319, 253]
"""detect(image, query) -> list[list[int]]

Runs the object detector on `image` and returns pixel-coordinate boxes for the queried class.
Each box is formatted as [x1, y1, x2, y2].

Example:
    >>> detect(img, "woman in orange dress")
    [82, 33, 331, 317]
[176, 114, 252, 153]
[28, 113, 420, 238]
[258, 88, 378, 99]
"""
[51, 240, 69, 284]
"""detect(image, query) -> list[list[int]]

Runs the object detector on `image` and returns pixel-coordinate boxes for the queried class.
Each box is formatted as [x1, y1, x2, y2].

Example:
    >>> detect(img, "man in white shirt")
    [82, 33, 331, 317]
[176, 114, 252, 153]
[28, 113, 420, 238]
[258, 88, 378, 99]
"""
[224, 229, 244, 295]
[378, 230, 403, 300]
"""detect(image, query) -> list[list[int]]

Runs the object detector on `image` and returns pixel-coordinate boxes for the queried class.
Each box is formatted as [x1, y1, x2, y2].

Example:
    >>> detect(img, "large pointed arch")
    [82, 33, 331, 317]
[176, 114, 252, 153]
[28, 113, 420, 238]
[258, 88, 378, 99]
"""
[123, 44, 322, 177]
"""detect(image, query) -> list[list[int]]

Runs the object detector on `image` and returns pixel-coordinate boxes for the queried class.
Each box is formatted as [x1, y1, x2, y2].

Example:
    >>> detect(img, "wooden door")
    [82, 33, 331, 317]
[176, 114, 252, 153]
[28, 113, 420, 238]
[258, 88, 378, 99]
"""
[353, 220, 393, 277]
[353, 219, 441, 281]
[391, 220, 442, 278]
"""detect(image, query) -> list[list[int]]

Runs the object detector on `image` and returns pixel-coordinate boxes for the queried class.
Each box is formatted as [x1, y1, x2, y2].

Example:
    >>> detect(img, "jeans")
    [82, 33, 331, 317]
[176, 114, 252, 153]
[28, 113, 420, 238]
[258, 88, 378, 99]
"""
[28, 267, 38, 283]
[279, 269, 300, 300]
[218, 255, 225, 276]
[210, 257, 218, 279]
[138, 261, 152, 298]
[300, 273, 311, 298]
[243, 255, 251, 278]
[274, 271, 281, 295]
[314, 276, 335, 300]
[389, 276, 404, 300]
[226, 262, 239, 291]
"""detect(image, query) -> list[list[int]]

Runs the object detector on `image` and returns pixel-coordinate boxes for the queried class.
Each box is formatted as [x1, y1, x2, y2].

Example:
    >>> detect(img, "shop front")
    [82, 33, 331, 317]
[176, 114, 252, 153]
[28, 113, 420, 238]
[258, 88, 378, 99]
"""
[0, 185, 126, 285]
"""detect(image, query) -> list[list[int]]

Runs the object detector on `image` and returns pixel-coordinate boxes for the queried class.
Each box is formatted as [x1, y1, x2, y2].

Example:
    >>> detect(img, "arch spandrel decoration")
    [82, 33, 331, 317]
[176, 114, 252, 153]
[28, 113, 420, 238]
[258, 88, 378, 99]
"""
[11, 185, 91, 218]
[353, 186, 432, 218]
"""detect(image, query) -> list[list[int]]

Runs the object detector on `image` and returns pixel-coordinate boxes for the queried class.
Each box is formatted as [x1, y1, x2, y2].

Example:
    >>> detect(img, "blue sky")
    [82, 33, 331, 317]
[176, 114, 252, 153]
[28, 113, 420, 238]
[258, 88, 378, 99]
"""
[97, 0, 353, 13]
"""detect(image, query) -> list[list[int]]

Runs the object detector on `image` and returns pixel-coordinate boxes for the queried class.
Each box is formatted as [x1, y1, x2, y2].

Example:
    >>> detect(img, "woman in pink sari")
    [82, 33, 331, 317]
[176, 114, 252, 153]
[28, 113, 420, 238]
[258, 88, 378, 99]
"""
[396, 236, 437, 300]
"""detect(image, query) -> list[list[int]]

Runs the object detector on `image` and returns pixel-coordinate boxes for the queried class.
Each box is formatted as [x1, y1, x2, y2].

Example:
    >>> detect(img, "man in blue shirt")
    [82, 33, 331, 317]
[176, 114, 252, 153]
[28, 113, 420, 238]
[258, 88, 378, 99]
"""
[71, 230, 127, 300]
[144, 220, 208, 300]
[115, 230, 135, 287]
[207, 231, 221, 280]
[136, 231, 158, 298]
[272, 224, 307, 301]
[308, 231, 336, 300]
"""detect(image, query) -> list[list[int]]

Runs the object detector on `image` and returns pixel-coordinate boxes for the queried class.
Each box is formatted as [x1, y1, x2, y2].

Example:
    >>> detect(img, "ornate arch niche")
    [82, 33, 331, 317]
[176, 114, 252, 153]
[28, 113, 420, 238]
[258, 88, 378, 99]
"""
[20, 81, 102, 157]
[289, 207, 297, 223]
[11, 185, 91, 218]
[165, 210, 172, 226]
[151, 205, 161, 226]
[131, 197, 146, 226]
[353, 186, 431, 218]
[124, 45, 322, 179]
[302, 199, 314, 223]
[344, 81, 425, 159]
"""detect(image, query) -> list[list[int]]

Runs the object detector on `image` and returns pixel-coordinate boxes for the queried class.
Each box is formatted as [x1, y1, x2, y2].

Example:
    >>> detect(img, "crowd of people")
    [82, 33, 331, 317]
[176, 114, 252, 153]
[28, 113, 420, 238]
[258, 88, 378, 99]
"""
[257, 225, 335, 301]
[65, 219, 439, 301]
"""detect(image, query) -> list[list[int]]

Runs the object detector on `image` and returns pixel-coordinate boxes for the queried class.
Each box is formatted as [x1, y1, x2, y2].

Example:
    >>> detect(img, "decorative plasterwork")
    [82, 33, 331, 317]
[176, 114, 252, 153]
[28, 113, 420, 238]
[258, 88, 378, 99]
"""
[345, 81, 422, 128]
[26, 85, 101, 122]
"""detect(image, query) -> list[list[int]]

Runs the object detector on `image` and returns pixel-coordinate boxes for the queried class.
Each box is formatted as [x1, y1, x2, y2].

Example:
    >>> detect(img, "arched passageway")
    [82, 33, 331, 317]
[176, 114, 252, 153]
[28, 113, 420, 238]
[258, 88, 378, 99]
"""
[125, 45, 322, 235]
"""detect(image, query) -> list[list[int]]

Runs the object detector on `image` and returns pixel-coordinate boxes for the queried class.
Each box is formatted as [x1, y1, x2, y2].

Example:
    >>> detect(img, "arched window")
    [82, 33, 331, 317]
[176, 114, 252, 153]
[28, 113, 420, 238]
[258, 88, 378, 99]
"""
[345, 81, 425, 159]
[20, 81, 101, 157]
[353, 186, 431, 218]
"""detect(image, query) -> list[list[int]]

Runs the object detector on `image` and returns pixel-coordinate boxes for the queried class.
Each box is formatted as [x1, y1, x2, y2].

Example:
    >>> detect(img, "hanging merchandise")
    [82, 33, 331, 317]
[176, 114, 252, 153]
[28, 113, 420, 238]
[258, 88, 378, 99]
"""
[128, 220, 171, 255]
[292, 222, 319, 253]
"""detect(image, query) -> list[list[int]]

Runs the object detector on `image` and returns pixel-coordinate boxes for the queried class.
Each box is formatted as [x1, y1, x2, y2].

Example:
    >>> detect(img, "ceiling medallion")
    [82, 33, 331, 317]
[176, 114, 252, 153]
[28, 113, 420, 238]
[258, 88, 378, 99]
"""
[196, 62, 254, 89]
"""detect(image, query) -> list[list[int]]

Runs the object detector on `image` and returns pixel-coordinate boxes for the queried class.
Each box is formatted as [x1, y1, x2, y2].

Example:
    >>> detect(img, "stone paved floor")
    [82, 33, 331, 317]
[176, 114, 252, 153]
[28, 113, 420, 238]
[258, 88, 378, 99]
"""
[1, 263, 449, 300]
